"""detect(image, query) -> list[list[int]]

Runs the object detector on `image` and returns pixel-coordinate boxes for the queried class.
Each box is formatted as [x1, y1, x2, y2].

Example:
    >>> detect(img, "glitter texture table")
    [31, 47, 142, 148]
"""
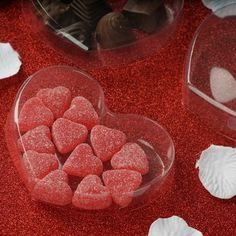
[0, 1, 236, 236]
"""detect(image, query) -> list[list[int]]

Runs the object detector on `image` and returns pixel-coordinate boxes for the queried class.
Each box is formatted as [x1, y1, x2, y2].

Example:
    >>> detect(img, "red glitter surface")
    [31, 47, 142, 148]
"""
[0, 1, 236, 236]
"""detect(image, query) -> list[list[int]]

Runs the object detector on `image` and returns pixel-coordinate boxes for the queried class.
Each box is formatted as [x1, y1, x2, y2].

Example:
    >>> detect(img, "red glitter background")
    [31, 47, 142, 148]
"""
[0, 1, 236, 236]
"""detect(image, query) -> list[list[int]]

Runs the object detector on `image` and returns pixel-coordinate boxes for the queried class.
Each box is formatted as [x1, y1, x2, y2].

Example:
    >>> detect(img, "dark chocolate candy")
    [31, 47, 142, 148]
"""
[123, 0, 167, 33]
[51, 8, 81, 29]
[96, 12, 134, 49]
[123, 0, 164, 14]
[35, 0, 74, 29]
[60, 0, 73, 3]
[35, 0, 93, 51]
[71, 0, 112, 28]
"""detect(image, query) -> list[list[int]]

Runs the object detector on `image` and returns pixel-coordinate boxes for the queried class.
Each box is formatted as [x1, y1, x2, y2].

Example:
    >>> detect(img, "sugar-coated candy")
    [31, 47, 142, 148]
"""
[52, 118, 88, 154]
[102, 169, 142, 207]
[63, 96, 99, 130]
[63, 143, 103, 177]
[111, 142, 149, 175]
[32, 170, 73, 206]
[72, 175, 112, 210]
[19, 97, 54, 132]
[90, 125, 127, 162]
[37, 86, 72, 119]
[18, 125, 55, 154]
[22, 150, 59, 189]
[43, 169, 69, 183]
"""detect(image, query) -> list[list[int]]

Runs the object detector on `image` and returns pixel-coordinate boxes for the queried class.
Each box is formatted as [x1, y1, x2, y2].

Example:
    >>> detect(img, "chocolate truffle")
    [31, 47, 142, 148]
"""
[96, 12, 134, 49]
[123, 0, 167, 33]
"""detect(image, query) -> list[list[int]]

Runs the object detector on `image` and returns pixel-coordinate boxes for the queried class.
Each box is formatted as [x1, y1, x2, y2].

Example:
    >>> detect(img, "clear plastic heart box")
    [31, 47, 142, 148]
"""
[183, 3, 236, 141]
[22, 0, 184, 69]
[6, 66, 175, 210]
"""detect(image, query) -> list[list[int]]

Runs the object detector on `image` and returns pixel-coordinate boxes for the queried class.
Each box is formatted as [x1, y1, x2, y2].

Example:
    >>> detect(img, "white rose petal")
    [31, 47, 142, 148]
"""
[148, 216, 203, 236]
[196, 145, 236, 199]
[0, 42, 22, 80]
[210, 67, 236, 103]
[202, 0, 236, 17]
[202, 0, 236, 12]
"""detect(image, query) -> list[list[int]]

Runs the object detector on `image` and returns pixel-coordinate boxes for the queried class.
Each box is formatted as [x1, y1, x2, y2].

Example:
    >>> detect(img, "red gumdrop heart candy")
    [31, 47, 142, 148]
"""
[18, 125, 55, 154]
[102, 170, 142, 207]
[32, 170, 73, 206]
[111, 143, 149, 175]
[90, 125, 127, 162]
[52, 118, 88, 154]
[63, 143, 103, 177]
[22, 150, 59, 190]
[42, 170, 69, 183]
[72, 175, 112, 210]
[19, 97, 54, 132]
[63, 96, 99, 130]
[37, 86, 72, 119]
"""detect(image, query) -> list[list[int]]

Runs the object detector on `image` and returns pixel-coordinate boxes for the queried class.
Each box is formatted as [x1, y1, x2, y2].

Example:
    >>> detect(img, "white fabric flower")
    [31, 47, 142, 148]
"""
[148, 216, 203, 236]
[196, 145, 236, 199]
[0, 43, 22, 80]
[210, 67, 236, 103]
[202, 0, 236, 11]
[202, 0, 236, 17]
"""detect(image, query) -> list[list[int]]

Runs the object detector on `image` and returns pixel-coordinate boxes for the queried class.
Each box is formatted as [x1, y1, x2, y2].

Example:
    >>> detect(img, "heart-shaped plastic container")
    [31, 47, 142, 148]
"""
[22, 0, 183, 69]
[6, 66, 175, 210]
[183, 3, 236, 141]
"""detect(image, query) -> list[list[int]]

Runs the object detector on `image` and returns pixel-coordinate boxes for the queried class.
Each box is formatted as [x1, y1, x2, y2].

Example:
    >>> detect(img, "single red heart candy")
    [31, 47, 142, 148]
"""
[72, 175, 112, 210]
[42, 169, 69, 183]
[22, 150, 59, 190]
[18, 125, 55, 154]
[63, 96, 99, 130]
[90, 125, 127, 162]
[63, 143, 103, 177]
[37, 86, 72, 119]
[32, 171, 72, 206]
[19, 97, 54, 132]
[111, 143, 149, 175]
[102, 169, 142, 207]
[52, 118, 88, 154]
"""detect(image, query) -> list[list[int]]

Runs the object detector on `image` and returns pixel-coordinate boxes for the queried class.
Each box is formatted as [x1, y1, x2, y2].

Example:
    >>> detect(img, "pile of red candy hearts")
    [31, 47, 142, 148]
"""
[17, 86, 149, 209]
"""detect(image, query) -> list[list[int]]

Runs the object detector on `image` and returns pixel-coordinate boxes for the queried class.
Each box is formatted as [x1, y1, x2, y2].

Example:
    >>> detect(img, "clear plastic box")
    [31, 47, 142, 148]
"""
[5, 66, 175, 210]
[183, 3, 236, 141]
[22, 0, 184, 69]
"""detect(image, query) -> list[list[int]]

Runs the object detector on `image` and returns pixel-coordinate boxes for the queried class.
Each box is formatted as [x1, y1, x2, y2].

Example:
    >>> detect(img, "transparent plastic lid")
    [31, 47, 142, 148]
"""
[22, 0, 183, 68]
[184, 3, 236, 141]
